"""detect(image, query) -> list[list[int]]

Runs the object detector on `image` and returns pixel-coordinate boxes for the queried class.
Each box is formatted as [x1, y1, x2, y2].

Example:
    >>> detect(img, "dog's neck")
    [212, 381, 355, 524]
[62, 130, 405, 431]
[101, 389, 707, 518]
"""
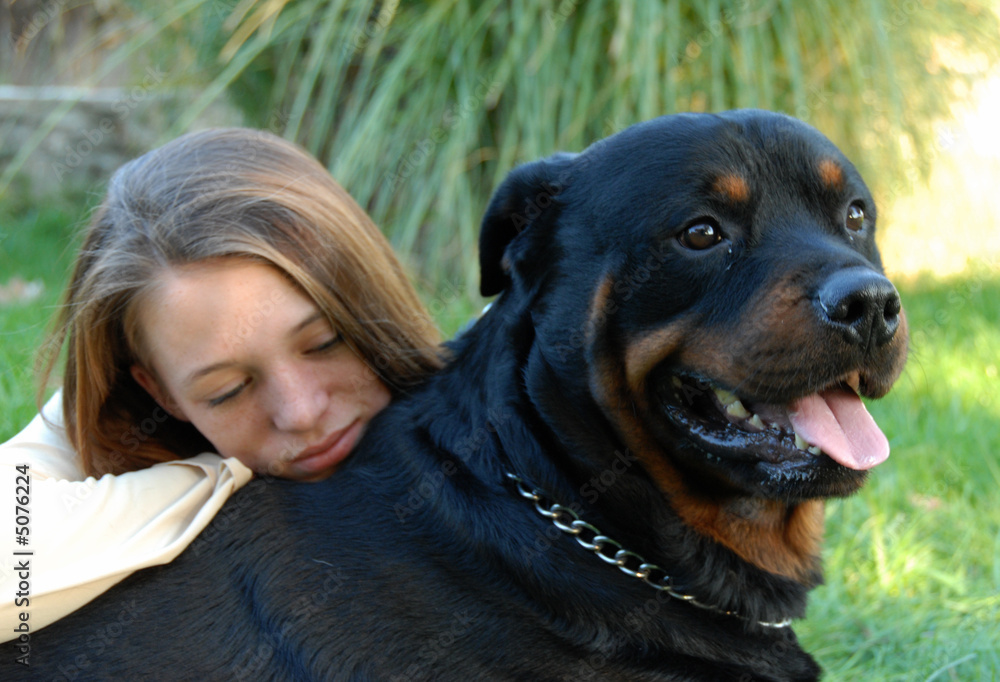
[667, 490, 825, 584]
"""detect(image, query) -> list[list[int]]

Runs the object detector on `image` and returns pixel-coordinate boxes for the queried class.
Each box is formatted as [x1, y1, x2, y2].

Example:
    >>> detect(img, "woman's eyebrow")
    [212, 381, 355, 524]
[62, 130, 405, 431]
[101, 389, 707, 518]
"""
[291, 310, 326, 335]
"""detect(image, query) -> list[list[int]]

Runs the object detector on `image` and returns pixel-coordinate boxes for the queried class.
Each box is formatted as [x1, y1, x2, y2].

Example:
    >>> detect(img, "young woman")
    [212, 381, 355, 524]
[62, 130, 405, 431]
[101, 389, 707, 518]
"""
[0, 128, 443, 638]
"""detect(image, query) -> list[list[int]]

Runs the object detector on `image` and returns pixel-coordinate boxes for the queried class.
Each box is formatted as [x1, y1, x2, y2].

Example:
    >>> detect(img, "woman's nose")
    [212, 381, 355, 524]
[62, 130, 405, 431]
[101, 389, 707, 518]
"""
[268, 366, 327, 433]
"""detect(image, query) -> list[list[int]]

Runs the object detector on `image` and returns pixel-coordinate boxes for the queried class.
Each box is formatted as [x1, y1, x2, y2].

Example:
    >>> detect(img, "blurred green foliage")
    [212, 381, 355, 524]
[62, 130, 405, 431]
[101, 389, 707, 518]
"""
[128, 0, 1000, 291]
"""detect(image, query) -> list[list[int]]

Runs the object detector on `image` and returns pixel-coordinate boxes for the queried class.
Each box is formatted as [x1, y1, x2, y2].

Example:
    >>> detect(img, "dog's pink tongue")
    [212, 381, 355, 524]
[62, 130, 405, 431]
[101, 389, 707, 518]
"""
[788, 389, 889, 470]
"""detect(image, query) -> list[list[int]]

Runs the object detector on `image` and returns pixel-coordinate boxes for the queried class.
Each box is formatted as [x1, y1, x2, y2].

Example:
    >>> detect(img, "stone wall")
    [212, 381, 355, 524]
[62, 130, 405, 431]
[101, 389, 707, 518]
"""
[1, 84, 240, 198]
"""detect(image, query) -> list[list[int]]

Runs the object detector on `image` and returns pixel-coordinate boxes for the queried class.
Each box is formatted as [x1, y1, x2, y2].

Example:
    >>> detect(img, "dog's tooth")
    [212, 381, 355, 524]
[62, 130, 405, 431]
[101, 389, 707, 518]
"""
[713, 387, 751, 419]
[672, 376, 683, 388]
[725, 400, 750, 419]
[807, 445, 822, 455]
[748, 414, 765, 430]
[713, 387, 738, 405]
[794, 433, 810, 451]
[846, 372, 861, 393]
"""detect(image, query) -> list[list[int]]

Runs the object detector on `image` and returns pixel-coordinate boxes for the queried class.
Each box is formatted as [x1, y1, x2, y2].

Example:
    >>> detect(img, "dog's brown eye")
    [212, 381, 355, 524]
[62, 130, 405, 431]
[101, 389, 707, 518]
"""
[846, 203, 865, 232]
[679, 223, 722, 250]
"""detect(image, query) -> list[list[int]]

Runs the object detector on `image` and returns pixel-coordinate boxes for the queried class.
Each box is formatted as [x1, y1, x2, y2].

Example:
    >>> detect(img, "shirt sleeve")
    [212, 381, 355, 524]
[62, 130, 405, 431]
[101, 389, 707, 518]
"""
[0, 390, 254, 639]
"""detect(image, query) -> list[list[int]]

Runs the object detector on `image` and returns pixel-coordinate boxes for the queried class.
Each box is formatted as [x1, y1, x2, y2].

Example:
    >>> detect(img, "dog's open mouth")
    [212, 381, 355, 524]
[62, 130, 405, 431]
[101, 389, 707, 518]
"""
[659, 371, 889, 471]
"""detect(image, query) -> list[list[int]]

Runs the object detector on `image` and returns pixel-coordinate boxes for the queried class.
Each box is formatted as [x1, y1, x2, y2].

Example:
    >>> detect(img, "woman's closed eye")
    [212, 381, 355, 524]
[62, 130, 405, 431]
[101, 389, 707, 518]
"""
[208, 378, 251, 407]
[203, 335, 340, 408]
[307, 335, 342, 355]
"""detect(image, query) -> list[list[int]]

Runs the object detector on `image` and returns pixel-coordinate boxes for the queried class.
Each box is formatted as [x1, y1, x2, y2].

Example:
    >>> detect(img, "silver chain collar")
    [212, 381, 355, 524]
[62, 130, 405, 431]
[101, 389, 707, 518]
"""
[504, 472, 793, 629]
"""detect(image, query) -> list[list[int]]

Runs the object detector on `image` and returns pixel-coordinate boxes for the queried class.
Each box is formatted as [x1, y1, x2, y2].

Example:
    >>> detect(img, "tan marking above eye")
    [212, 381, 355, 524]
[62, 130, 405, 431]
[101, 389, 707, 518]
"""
[817, 158, 844, 190]
[712, 174, 750, 203]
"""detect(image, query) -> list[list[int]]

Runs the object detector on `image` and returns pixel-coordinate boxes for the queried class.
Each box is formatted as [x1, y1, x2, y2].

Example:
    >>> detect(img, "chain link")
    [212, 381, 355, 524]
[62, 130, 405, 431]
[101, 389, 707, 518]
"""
[504, 472, 793, 629]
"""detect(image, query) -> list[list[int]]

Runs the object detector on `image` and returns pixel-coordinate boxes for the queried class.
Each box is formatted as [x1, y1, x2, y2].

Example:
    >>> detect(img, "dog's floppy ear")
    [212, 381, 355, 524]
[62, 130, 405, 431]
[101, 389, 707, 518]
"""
[479, 152, 577, 297]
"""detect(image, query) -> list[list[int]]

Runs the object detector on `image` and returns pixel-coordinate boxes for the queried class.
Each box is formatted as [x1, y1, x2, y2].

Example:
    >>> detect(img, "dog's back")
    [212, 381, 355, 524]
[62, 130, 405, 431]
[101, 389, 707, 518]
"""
[8, 370, 819, 682]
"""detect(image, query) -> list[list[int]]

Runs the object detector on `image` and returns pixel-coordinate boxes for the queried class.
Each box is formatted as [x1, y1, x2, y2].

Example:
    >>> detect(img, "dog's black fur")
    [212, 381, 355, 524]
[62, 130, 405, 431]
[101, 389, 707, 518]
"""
[5, 110, 907, 681]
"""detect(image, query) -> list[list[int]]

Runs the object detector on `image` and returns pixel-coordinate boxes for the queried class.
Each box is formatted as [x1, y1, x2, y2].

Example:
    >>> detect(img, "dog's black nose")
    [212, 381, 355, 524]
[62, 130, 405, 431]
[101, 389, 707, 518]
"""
[817, 267, 901, 348]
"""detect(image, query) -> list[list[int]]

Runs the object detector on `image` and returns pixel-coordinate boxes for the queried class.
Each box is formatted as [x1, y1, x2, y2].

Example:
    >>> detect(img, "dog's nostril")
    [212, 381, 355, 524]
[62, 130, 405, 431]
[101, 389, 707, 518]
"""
[817, 268, 900, 348]
[884, 295, 901, 319]
[834, 299, 867, 326]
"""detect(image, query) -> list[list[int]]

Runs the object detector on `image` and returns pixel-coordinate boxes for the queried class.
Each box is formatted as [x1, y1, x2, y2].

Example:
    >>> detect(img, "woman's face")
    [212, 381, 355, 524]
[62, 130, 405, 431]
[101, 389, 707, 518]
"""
[130, 259, 391, 481]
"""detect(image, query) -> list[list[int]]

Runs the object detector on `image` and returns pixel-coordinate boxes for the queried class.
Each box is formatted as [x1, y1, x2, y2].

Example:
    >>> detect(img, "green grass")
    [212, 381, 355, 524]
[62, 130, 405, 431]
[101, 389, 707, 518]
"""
[0, 201, 82, 438]
[1, 207, 998, 678]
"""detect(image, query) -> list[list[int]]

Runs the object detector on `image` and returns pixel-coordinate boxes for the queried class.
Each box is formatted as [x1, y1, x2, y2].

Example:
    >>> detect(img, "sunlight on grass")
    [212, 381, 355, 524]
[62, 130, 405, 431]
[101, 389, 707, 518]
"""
[839, 69, 1000, 680]
[879, 67, 1000, 280]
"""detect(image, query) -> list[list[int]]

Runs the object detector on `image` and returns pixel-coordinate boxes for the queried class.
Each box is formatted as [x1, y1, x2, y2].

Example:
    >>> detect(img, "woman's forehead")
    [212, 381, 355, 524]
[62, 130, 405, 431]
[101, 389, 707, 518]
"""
[137, 260, 327, 379]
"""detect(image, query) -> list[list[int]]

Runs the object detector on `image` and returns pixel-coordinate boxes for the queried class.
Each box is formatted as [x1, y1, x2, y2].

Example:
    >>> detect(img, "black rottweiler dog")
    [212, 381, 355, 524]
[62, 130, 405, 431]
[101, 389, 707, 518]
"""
[7, 110, 907, 681]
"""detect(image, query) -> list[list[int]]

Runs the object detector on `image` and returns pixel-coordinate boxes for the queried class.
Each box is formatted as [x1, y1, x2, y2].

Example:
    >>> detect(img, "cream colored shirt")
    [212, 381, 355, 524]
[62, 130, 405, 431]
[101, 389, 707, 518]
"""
[0, 391, 253, 640]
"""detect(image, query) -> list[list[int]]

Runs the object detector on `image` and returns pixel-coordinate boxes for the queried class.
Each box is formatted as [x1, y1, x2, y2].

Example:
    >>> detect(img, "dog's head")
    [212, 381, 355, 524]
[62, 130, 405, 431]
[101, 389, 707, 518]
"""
[479, 110, 908, 515]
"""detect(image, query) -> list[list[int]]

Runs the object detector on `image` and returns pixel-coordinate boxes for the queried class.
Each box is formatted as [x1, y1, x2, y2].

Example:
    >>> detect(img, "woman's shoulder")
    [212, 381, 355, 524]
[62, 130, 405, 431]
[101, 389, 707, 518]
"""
[1, 389, 254, 488]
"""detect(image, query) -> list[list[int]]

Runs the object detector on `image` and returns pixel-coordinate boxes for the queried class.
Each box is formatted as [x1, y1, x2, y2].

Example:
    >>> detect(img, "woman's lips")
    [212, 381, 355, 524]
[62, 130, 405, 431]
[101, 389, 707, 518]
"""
[291, 420, 362, 476]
